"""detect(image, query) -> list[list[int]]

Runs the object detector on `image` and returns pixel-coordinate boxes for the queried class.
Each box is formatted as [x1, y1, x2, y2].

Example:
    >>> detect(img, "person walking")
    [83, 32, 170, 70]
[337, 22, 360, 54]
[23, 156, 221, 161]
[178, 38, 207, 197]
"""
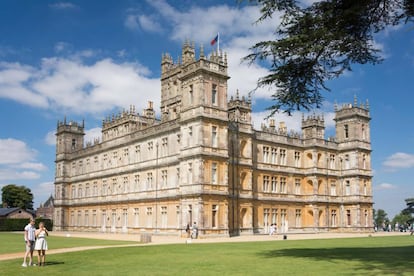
[191, 222, 198, 239]
[34, 222, 49, 266]
[22, 218, 36, 267]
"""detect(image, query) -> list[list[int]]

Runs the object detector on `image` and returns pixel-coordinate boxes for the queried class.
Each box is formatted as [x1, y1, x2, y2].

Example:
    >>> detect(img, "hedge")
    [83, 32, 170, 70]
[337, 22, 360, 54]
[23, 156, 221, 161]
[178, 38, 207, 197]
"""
[0, 218, 53, 231]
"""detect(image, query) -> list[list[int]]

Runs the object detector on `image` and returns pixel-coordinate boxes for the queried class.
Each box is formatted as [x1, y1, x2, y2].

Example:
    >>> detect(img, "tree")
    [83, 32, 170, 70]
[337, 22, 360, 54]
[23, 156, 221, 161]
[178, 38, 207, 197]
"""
[244, 0, 414, 114]
[403, 198, 414, 223]
[373, 208, 388, 229]
[1, 184, 34, 210]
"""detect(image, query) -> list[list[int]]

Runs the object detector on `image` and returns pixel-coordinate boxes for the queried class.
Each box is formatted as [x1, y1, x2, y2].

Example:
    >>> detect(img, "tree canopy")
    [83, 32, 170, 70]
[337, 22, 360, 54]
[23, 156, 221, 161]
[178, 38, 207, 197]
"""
[1, 184, 34, 210]
[244, 0, 414, 114]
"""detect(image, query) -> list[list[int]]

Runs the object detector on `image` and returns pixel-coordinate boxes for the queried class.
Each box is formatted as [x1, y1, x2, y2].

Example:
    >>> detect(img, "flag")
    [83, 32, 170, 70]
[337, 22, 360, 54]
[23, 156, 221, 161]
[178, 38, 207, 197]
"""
[210, 34, 218, 46]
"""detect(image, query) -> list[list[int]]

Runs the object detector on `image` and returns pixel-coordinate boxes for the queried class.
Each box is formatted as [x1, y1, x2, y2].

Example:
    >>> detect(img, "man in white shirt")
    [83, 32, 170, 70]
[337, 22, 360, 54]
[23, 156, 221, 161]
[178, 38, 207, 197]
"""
[22, 218, 36, 267]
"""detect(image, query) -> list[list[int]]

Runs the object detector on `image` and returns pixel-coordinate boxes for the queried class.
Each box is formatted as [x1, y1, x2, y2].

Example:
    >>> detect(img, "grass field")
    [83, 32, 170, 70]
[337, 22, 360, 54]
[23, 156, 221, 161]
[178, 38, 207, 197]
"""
[1, 233, 413, 275]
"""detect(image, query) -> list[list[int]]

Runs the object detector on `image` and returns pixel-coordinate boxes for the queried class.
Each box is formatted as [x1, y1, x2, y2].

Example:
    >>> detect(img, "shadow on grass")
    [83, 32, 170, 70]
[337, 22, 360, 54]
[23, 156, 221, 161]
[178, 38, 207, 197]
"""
[258, 245, 414, 274]
[44, 261, 65, 266]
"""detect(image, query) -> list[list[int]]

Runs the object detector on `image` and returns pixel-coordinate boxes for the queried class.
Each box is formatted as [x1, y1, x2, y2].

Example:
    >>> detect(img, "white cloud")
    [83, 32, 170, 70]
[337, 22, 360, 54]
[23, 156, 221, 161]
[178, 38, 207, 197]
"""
[85, 127, 103, 145]
[138, 15, 163, 33]
[125, 14, 140, 30]
[0, 169, 41, 181]
[0, 138, 37, 164]
[374, 183, 397, 190]
[0, 139, 47, 181]
[45, 130, 56, 146]
[383, 152, 414, 171]
[32, 181, 55, 208]
[0, 56, 160, 116]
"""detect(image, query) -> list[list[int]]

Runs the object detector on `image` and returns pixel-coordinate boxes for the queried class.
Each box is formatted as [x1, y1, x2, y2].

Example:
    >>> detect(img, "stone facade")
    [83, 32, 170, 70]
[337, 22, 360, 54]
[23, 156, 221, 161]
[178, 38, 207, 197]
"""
[53, 41, 373, 236]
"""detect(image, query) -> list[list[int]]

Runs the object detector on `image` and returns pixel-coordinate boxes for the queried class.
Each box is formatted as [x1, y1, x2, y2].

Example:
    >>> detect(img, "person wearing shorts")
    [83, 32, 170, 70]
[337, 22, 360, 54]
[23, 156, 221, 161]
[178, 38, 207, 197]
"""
[22, 218, 36, 267]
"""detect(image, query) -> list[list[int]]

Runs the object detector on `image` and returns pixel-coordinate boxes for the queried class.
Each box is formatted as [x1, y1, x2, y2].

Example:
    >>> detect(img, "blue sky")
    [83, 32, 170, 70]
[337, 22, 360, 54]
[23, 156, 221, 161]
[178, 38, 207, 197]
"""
[0, 0, 413, 219]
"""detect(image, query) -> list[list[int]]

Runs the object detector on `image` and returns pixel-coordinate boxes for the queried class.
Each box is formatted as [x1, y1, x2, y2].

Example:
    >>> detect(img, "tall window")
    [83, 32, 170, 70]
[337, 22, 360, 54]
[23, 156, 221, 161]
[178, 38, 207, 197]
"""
[212, 126, 218, 147]
[161, 206, 168, 228]
[161, 170, 168, 188]
[331, 210, 337, 227]
[134, 208, 139, 227]
[294, 151, 301, 167]
[329, 154, 335, 169]
[147, 172, 153, 190]
[295, 209, 301, 227]
[212, 205, 218, 228]
[263, 175, 270, 192]
[271, 176, 277, 192]
[146, 207, 153, 228]
[134, 174, 140, 191]
[189, 84, 193, 105]
[122, 209, 128, 230]
[135, 145, 141, 162]
[263, 208, 270, 232]
[212, 162, 218, 184]
[188, 163, 193, 184]
[263, 146, 270, 163]
[271, 208, 278, 225]
[280, 177, 287, 193]
[361, 124, 366, 140]
[212, 84, 217, 105]
[161, 137, 168, 156]
[295, 178, 301, 194]
[280, 149, 287, 165]
[345, 154, 350, 169]
[363, 180, 368, 196]
[344, 124, 349, 139]
[271, 148, 277, 164]
[346, 210, 351, 226]
[345, 180, 351, 195]
[330, 181, 337, 196]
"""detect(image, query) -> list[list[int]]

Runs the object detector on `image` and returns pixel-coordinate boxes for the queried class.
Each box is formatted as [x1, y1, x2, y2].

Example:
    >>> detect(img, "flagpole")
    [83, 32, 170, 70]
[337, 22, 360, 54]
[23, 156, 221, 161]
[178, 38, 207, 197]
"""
[217, 32, 220, 53]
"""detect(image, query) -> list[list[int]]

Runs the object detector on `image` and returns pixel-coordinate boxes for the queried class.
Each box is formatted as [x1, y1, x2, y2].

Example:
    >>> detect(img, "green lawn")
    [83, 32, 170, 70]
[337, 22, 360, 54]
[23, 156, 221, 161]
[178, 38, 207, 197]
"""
[1, 234, 413, 275]
[0, 232, 134, 254]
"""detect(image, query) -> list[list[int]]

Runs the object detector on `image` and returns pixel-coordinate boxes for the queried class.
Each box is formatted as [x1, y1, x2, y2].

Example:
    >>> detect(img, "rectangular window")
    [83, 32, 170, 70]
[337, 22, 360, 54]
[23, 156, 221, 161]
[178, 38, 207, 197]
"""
[295, 178, 301, 194]
[280, 149, 287, 165]
[295, 209, 301, 227]
[263, 175, 270, 192]
[162, 137, 168, 156]
[345, 180, 351, 195]
[263, 208, 270, 232]
[330, 181, 337, 196]
[331, 210, 337, 227]
[280, 177, 287, 193]
[346, 209, 351, 226]
[263, 146, 270, 163]
[271, 176, 277, 193]
[161, 206, 167, 228]
[271, 148, 277, 164]
[162, 170, 168, 188]
[134, 174, 140, 191]
[212, 84, 217, 105]
[189, 84, 193, 105]
[212, 162, 218, 184]
[146, 207, 153, 228]
[344, 124, 349, 139]
[188, 163, 193, 184]
[134, 208, 139, 227]
[212, 126, 218, 147]
[135, 145, 141, 162]
[147, 173, 153, 190]
[212, 205, 218, 228]
[294, 151, 300, 167]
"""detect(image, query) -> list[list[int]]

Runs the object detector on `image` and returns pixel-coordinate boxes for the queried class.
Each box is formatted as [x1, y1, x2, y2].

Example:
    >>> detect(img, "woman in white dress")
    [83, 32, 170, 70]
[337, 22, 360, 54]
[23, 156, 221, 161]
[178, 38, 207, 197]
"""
[34, 222, 48, 266]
